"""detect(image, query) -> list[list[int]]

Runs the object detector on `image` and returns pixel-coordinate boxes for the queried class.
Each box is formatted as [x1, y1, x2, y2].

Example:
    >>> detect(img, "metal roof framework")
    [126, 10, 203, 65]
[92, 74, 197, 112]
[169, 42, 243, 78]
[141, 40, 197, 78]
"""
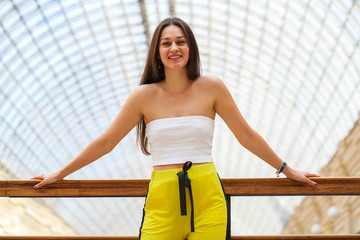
[1, 0, 359, 236]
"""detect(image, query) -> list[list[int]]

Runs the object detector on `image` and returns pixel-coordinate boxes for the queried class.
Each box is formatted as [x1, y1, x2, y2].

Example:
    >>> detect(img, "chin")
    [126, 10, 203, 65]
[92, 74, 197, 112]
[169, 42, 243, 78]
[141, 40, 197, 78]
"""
[166, 61, 188, 69]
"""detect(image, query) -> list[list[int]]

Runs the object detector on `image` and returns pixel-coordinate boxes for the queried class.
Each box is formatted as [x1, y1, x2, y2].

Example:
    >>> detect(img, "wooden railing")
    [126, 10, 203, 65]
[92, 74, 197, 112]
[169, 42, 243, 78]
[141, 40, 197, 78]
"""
[1, 177, 360, 239]
[0, 235, 359, 239]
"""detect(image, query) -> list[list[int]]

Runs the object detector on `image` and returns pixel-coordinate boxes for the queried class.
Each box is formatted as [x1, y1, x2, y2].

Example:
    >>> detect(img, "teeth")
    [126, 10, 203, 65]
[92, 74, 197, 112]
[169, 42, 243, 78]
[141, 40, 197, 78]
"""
[169, 56, 181, 59]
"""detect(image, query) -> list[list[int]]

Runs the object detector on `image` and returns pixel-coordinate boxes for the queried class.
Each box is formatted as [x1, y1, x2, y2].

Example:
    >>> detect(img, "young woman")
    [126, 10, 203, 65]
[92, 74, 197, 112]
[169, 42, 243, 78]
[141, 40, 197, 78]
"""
[32, 17, 320, 240]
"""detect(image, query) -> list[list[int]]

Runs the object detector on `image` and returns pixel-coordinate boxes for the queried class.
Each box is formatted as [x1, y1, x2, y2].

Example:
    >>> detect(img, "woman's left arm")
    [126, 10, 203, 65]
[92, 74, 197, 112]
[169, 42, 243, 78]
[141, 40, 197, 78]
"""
[211, 76, 320, 186]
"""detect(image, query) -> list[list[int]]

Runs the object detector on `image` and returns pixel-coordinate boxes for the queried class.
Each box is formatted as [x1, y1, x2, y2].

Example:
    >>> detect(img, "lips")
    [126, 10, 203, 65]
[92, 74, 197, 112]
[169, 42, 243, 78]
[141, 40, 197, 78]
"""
[168, 54, 182, 60]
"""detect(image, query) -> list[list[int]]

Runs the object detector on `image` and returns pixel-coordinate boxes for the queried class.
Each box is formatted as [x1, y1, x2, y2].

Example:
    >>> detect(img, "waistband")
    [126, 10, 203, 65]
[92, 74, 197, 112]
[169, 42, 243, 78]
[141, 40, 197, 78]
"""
[150, 162, 216, 181]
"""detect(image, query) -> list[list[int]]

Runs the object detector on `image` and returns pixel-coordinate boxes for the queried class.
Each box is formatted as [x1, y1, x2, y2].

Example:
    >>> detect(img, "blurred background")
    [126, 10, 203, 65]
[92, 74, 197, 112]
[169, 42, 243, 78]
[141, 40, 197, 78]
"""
[1, 0, 360, 236]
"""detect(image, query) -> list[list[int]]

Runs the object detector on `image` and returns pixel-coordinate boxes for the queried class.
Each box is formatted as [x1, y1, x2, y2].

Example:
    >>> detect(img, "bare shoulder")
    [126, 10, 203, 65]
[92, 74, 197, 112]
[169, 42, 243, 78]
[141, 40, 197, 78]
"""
[195, 75, 228, 94]
[130, 83, 159, 101]
[133, 83, 157, 94]
[197, 75, 221, 83]
[122, 83, 160, 114]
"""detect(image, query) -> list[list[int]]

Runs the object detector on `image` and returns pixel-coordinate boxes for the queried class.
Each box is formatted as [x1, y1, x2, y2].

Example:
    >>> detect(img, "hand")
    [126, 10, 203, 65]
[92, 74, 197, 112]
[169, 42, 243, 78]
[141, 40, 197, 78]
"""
[283, 167, 320, 186]
[30, 171, 63, 189]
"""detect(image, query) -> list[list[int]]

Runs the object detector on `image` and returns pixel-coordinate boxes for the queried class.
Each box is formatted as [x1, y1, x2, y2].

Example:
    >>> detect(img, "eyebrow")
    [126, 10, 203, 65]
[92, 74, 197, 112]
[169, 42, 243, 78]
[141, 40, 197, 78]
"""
[160, 36, 186, 41]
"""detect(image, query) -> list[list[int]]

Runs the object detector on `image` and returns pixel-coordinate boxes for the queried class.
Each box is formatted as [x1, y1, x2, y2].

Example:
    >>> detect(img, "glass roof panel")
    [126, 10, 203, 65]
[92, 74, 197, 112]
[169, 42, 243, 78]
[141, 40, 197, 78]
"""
[1, 0, 360, 236]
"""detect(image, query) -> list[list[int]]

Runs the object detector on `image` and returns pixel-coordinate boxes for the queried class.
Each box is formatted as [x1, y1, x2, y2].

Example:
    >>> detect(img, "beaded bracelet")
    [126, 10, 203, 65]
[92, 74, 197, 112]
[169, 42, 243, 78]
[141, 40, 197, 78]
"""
[276, 162, 287, 177]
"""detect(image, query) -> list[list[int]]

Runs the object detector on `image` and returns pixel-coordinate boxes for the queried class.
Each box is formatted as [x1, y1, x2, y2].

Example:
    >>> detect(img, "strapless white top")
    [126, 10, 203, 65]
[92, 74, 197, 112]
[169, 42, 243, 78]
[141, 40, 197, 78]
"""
[146, 115, 214, 166]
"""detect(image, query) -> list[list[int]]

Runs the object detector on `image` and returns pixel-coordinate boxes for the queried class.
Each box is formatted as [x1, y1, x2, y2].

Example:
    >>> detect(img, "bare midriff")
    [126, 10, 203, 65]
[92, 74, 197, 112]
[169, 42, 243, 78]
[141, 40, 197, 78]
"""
[153, 162, 211, 171]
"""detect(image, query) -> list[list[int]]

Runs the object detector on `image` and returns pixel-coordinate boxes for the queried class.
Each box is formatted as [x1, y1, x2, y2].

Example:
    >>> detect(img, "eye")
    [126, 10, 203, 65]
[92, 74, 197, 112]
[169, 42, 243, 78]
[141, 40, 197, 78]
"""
[161, 42, 170, 46]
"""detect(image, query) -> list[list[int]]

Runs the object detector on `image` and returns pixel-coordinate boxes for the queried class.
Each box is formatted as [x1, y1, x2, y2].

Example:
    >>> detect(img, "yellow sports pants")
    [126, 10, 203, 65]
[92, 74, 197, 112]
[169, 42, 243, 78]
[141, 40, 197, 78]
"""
[139, 162, 229, 240]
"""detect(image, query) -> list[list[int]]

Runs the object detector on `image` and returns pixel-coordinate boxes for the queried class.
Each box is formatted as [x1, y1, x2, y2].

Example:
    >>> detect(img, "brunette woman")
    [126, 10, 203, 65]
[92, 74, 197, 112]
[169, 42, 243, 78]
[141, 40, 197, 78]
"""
[32, 17, 319, 240]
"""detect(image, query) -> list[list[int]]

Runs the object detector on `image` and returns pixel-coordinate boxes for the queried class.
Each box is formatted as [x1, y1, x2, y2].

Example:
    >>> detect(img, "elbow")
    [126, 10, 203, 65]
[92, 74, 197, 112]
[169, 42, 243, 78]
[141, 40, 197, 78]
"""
[238, 128, 257, 149]
[94, 136, 114, 154]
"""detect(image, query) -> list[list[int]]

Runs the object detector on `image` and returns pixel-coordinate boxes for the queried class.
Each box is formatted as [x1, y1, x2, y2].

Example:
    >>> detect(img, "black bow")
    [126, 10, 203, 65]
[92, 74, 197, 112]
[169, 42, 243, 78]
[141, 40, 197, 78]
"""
[177, 161, 195, 232]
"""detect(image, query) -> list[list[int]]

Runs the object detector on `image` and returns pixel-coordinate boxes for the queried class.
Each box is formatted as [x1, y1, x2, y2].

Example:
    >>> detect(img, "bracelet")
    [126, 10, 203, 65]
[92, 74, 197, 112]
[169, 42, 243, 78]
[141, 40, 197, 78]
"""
[276, 162, 287, 177]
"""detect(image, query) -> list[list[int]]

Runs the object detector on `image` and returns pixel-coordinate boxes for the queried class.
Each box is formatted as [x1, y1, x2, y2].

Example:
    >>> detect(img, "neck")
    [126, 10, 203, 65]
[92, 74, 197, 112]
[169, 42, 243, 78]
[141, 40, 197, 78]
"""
[162, 68, 191, 94]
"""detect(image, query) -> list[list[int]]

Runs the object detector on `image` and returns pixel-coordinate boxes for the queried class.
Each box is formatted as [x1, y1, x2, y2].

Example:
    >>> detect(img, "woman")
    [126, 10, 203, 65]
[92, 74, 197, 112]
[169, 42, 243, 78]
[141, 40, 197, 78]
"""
[32, 17, 320, 240]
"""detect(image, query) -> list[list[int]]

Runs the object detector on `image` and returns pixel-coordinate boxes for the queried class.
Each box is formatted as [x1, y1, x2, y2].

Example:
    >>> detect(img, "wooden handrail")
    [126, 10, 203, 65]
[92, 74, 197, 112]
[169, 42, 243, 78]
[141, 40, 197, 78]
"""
[1, 177, 360, 197]
[0, 235, 359, 239]
[1, 178, 360, 239]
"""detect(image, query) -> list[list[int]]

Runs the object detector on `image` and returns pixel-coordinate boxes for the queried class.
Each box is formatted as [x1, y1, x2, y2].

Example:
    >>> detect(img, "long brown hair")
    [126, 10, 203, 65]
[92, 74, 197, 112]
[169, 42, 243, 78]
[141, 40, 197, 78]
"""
[136, 17, 201, 155]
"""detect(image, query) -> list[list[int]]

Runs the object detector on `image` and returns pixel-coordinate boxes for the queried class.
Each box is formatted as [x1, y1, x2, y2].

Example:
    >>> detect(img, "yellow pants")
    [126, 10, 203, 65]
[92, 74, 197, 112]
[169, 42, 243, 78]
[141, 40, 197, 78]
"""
[139, 162, 229, 240]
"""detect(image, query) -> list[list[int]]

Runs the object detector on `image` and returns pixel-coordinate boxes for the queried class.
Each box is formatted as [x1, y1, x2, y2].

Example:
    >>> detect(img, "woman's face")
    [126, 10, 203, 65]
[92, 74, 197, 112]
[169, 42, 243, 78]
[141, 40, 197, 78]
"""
[158, 25, 189, 71]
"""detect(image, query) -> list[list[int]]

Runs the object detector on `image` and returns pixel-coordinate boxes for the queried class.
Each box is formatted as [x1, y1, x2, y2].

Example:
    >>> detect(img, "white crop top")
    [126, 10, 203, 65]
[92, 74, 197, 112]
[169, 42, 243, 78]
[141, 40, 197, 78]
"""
[146, 115, 214, 166]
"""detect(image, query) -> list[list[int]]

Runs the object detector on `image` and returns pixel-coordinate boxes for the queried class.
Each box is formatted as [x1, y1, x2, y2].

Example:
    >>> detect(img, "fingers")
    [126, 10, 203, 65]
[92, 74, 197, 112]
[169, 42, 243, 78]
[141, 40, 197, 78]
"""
[287, 170, 319, 187]
[30, 175, 44, 189]
[304, 177, 318, 187]
[34, 181, 44, 189]
[293, 171, 319, 187]
[306, 173, 321, 178]
[32, 172, 62, 189]
[299, 172, 318, 187]
[34, 180, 46, 189]
[304, 172, 320, 186]
[31, 174, 48, 189]
[30, 175, 44, 180]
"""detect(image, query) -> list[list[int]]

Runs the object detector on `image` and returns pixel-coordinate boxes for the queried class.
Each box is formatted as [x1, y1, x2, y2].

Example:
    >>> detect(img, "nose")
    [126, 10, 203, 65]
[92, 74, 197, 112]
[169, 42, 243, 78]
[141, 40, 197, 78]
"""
[170, 42, 179, 52]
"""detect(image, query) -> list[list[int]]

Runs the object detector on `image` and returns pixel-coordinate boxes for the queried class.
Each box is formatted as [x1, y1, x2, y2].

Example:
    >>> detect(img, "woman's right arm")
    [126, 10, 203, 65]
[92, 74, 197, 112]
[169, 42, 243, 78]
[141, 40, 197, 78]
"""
[32, 86, 148, 189]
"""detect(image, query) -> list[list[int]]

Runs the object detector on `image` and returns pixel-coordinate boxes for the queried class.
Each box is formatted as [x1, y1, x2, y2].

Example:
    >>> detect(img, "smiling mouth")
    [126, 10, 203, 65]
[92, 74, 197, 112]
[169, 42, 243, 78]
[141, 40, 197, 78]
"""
[168, 56, 182, 59]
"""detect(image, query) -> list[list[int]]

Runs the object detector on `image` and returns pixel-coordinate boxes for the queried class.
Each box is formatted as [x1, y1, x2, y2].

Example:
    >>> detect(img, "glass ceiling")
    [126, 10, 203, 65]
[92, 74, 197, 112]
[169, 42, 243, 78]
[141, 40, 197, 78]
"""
[1, 0, 360, 236]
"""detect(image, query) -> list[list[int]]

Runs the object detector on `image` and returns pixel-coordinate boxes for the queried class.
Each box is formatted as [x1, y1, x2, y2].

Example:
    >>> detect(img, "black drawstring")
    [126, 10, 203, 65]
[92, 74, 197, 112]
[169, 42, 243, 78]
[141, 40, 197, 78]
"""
[177, 161, 195, 232]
